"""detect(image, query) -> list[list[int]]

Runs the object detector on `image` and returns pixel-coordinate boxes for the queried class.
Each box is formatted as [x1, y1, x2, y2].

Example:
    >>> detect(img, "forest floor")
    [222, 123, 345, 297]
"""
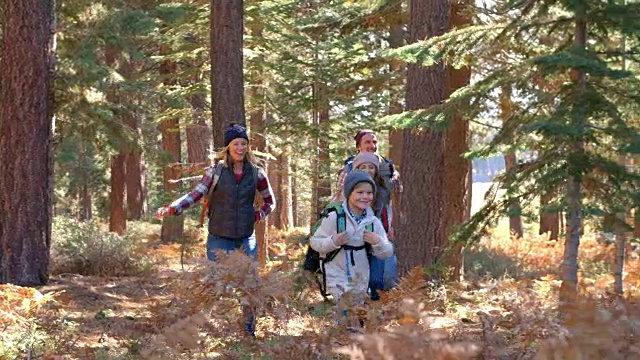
[3, 184, 640, 359]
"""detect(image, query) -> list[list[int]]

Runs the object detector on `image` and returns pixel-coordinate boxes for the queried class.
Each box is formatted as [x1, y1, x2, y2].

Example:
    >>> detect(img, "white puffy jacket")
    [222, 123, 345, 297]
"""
[310, 202, 393, 300]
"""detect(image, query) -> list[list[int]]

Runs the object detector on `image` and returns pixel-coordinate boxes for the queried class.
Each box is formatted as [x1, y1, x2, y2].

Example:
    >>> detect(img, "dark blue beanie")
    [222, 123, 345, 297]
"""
[224, 123, 249, 147]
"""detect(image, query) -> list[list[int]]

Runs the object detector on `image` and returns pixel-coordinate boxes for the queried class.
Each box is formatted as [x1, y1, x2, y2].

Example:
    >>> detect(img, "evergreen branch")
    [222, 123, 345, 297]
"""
[383, 24, 506, 67]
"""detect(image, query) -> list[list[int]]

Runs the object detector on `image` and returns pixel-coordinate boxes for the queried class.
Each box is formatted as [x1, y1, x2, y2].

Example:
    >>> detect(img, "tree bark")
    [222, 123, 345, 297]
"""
[125, 124, 144, 220]
[125, 112, 145, 220]
[210, 0, 245, 147]
[504, 152, 523, 238]
[279, 150, 294, 230]
[187, 90, 211, 185]
[442, 0, 472, 281]
[614, 35, 629, 296]
[247, 30, 269, 262]
[120, 60, 145, 220]
[387, 0, 405, 233]
[396, 0, 450, 277]
[292, 162, 300, 227]
[268, 156, 283, 229]
[316, 83, 332, 215]
[499, 86, 523, 238]
[635, 154, 640, 238]
[540, 190, 560, 240]
[560, 11, 587, 305]
[109, 154, 127, 235]
[186, 90, 211, 230]
[104, 47, 128, 234]
[79, 181, 92, 222]
[159, 60, 184, 243]
[0, 0, 55, 286]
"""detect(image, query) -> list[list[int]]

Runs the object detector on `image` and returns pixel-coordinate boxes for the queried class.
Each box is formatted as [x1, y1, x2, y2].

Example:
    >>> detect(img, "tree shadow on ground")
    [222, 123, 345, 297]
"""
[464, 245, 551, 280]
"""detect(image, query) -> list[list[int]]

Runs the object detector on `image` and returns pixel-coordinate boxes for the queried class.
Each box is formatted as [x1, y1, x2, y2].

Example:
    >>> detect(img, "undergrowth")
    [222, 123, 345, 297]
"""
[3, 224, 640, 359]
[51, 217, 155, 277]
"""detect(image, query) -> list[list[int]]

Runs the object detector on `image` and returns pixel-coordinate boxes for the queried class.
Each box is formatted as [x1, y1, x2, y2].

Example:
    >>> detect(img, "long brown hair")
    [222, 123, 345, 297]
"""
[216, 144, 259, 168]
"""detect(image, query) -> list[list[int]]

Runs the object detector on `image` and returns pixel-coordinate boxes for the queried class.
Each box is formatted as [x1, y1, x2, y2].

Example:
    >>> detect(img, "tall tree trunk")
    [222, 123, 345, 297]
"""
[268, 155, 283, 229]
[186, 89, 211, 231]
[279, 149, 294, 230]
[540, 190, 560, 240]
[105, 47, 128, 234]
[247, 22, 269, 262]
[614, 34, 628, 295]
[387, 0, 405, 232]
[210, 0, 245, 147]
[396, 0, 450, 277]
[187, 90, 211, 185]
[316, 83, 332, 215]
[0, 0, 55, 286]
[159, 60, 184, 243]
[442, 0, 472, 281]
[614, 155, 627, 295]
[504, 152, 523, 238]
[78, 143, 93, 221]
[635, 154, 640, 238]
[120, 60, 145, 220]
[292, 162, 300, 227]
[125, 112, 144, 220]
[109, 154, 127, 235]
[560, 12, 587, 304]
[500, 86, 523, 238]
[79, 181, 92, 222]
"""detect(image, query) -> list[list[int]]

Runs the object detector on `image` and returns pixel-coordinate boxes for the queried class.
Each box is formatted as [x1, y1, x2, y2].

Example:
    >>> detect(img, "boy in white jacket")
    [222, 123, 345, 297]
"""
[310, 171, 394, 302]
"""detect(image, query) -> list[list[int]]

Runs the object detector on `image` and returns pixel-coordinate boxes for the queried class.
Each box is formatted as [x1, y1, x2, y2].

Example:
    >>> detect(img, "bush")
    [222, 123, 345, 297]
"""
[51, 216, 155, 277]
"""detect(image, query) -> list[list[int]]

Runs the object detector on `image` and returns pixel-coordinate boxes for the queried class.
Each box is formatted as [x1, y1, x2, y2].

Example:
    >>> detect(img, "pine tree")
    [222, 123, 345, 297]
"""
[386, 0, 640, 300]
[0, 0, 55, 286]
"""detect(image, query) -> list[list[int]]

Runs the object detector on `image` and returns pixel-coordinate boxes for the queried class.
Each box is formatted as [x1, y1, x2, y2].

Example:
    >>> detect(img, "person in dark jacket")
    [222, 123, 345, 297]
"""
[156, 123, 275, 336]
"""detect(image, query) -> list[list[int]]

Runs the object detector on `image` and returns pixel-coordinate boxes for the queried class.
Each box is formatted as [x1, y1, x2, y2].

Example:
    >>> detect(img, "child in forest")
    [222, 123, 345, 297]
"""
[310, 171, 393, 313]
[352, 152, 398, 300]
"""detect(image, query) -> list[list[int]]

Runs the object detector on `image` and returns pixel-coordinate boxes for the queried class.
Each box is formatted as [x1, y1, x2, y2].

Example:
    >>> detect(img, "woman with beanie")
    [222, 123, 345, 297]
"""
[310, 171, 393, 304]
[156, 123, 275, 336]
[330, 130, 402, 228]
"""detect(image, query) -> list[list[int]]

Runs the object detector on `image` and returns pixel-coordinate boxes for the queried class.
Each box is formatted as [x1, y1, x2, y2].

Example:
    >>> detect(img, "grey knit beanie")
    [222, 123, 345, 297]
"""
[343, 170, 376, 200]
[352, 152, 379, 171]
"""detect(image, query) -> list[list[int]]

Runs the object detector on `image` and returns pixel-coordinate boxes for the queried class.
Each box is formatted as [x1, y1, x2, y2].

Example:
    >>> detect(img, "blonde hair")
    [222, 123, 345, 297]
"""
[216, 145, 259, 168]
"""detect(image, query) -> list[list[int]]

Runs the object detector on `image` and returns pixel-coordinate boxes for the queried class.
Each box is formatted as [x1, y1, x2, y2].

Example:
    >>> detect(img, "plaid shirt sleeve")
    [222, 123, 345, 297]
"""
[169, 166, 216, 216]
[256, 168, 275, 220]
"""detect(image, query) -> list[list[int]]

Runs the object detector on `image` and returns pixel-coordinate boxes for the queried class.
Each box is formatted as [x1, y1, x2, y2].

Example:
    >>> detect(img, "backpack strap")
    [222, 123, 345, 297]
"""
[199, 161, 224, 227]
[335, 208, 346, 234]
[319, 219, 376, 300]
[200, 161, 224, 225]
[207, 160, 224, 197]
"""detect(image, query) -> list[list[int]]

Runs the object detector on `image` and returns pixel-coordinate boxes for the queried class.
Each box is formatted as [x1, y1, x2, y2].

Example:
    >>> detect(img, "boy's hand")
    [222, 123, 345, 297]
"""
[363, 230, 381, 245]
[332, 231, 349, 247]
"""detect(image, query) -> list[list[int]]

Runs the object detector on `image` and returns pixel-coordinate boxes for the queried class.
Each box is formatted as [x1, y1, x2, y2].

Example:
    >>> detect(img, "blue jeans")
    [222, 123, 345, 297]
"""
[206, 232, 258, 335]
[206, 232, 257, 261]
[369, 254, 399, 300]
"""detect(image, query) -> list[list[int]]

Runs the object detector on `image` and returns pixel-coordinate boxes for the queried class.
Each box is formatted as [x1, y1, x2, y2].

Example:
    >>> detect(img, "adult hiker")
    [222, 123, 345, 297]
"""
[331, 130, 402, 239]
[155, 123, 275, 336]
[310, 171, 393, 327]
